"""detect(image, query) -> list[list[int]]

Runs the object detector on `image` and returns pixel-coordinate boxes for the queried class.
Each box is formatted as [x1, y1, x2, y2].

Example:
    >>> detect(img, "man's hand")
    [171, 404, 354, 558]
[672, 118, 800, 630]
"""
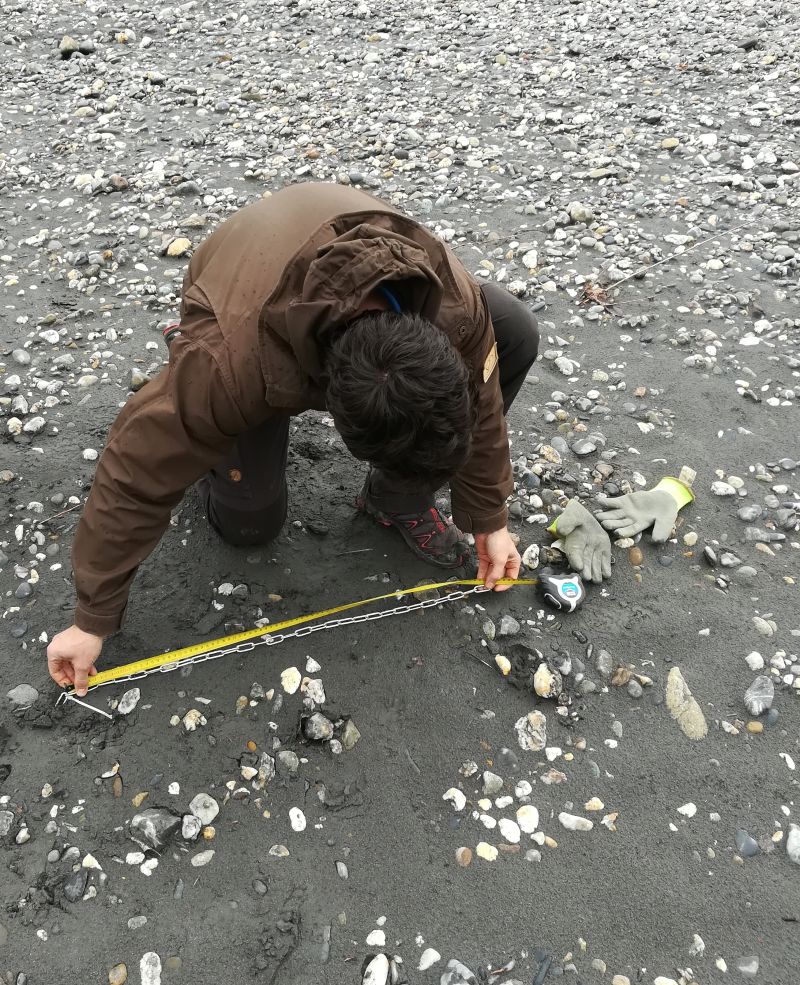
[474, 527, 521, 591]
[47, 626, 104, 696]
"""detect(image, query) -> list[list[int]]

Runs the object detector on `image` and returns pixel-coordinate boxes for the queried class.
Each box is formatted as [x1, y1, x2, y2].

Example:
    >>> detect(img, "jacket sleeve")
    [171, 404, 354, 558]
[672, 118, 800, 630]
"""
[449, 289, 513, 535]
[71, 333, 251, 636]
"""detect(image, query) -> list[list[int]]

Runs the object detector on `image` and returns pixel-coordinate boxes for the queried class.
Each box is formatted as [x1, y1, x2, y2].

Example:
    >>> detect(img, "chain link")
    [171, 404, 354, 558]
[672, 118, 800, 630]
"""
[89, 586, 487, 692]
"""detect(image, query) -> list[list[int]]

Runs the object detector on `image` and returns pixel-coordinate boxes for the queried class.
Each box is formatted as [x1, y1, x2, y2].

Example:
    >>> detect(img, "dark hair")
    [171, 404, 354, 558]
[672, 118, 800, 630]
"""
[324, 312, 474, 484]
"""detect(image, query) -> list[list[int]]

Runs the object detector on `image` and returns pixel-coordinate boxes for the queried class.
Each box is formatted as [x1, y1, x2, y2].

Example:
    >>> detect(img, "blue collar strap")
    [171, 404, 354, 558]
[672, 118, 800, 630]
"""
[378, 284, 402, 313]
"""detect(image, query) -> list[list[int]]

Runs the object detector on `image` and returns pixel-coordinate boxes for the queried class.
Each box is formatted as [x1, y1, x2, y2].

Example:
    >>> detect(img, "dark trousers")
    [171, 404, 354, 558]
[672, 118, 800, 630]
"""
[200, 282, 539, 546]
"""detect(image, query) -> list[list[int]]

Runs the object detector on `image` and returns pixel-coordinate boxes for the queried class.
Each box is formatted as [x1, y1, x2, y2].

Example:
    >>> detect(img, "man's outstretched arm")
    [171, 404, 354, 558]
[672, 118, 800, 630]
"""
[48, 331, 253, 694]
[449, 289, 519, 590]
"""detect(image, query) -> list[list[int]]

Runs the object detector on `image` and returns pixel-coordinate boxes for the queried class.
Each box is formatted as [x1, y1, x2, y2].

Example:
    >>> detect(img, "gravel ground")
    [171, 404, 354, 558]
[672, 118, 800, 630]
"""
[1, 1, 799, 984]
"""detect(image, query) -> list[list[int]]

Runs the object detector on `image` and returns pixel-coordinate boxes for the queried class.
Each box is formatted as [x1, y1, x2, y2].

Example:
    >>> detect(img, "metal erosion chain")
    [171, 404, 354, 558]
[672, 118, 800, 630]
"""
[69, 586, 487, 703]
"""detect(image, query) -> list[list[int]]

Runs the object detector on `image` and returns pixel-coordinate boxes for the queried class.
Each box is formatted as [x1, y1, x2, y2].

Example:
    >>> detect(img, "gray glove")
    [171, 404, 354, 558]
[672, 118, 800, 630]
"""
[596, 477, 694, 543]
[549, 498, 612, 583]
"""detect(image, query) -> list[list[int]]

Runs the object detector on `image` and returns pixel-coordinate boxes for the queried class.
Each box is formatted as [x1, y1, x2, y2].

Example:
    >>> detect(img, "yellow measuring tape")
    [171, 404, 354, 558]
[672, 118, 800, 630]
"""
[81, 577, 537, 691]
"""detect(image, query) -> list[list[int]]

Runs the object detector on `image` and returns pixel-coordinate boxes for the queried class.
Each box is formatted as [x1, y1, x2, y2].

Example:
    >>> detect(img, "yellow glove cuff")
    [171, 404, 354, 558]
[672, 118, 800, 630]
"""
[655, 476, 695, 509]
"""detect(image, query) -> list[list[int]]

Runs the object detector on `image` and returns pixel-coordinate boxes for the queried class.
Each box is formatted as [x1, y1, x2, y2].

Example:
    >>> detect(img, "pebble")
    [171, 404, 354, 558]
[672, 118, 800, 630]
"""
[595, 649, 613, 677]
[498, 614, 520, 636]
[140, 953, 162, 985]
[665, 667, 708, 740]
[418, 947, 441, 971]
[362, 953, 389, 985]
[735, 829, 760, 857]
[189, 793, 219, 825]
[117, 688, 141, 715]
[743, 676, 774, 715]
[108, 964, 127, 985]
[533, 664, 562, 699]
[495, 654, 512, 676]
[130, 809, 181, 851]
[182, 815, 201, 841]
[441, 960, 477, 985]
[443, 788, 467, 812]
[515, 711, 547, 751]
[498, 818, 521, 843]
[281, 666, 301, 694]
[302, 712, 334, 741]
[289, 807, 307, 832]
[558, 812, 594, 832]
[63, 869, 89, 902]
[517, 805, 539, 833]
[752, 616, 775, 638]
[456, 847, 473, 867]
[786, 824, 800, 864]
[476, 842, 498, 861]
[6, 684, 38, 709]
[182, 708, 207, 731]
[736, 956, 759, 978]
[190, 849, 215, 867]
[522, 543, 540, 568]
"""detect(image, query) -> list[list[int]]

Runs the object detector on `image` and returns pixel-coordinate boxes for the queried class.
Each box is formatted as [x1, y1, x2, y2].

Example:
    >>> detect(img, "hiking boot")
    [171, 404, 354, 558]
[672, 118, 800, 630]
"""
[356, 470, 470, 568]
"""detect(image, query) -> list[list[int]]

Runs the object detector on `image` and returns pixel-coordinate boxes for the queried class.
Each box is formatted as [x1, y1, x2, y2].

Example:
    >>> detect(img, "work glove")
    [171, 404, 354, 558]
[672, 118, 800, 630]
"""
[548, 498, 612, 583]
[596, 476, 694, 543]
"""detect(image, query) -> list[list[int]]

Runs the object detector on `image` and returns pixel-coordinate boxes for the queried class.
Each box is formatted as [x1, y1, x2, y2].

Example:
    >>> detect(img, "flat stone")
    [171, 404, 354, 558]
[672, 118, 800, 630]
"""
[744, 675, 774, 715]
[341, 719, 361, 750]
[59, 35, 79, 57]
[498, 614, 520, 636]
[63, 868, 89, 902]
[482, 771, 503, 796]
[117, 688, 141, 715]
[182, 815, 201, 840]
[188, 793, 219, 825]
[362, 953, 389, 985]
[6, 684, 38, 709]
[515, 710, 547, 751]
[277, 749, 300, 773]
[786, 824, 800, 864]
[736, 956, 759, 978]
[140, 952, 162, 985]
[166, 237, 191, 257]
[735, 828, 760, 857]
[0, 811, 14, 839]
[572, 438, 597, 456]
[130, 808, 181, 851]
[559, 812, 593, 832]
[302, 712, 334, 741]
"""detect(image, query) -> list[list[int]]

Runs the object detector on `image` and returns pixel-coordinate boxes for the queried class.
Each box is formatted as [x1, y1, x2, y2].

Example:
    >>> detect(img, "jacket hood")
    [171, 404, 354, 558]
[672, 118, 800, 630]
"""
[274, 224, 446, 383]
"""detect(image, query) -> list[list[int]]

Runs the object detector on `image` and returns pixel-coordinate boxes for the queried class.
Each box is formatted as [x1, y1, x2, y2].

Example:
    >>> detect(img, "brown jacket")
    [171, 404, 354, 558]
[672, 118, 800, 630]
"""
[72, 183, 512, 636]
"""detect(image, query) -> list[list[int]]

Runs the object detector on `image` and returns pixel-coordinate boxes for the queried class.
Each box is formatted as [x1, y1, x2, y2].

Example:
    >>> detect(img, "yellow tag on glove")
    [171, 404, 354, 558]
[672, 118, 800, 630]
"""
[655, 476, 695, 508]
[483, 342, 498, 382]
